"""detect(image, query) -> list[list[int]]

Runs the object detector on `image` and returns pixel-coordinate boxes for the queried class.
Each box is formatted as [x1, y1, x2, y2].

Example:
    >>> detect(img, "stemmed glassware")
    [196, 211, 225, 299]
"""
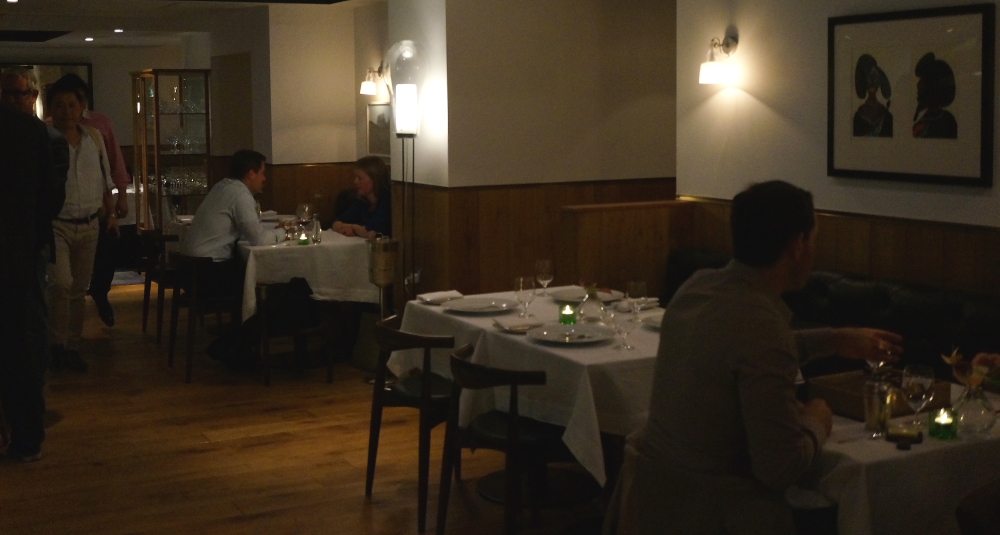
[607, 309, 639, 350]
[514, 276, 536, 318]
[901, 364, 935, 429]
[625, 280, 648, 314]
[535, 259, 554, 296]
[296, 202, 315, 225]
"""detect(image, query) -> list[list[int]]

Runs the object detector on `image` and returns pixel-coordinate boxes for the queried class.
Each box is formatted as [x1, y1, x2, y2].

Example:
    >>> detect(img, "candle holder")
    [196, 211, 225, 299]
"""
[928, 408, 957, 439]
[559, 304, 577, 325]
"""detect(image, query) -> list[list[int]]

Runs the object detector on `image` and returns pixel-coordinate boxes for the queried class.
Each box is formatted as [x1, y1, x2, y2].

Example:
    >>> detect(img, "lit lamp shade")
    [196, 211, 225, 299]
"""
[699, 60, 732, 85]
[394, 83, 419, 136]
[359, 79, 377, 96]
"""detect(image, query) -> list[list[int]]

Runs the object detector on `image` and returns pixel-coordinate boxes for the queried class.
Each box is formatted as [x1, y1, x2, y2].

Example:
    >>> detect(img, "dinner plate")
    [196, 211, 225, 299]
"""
[549, 286, 625, 304]
[493, 319, 544, 334]
[527, 323, 616, 345]
[641, 312, 664, 330]
[441, 297, 518, 315]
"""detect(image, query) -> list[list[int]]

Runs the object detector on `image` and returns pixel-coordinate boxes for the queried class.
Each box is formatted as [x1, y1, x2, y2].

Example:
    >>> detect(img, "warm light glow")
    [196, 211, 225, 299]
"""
[114, 28, 124, 33]
[84, 37, 95, 42]
[394, 83, 419, 136]
[934, 409, 953, 425]
[359, 79, 377, 96]
[699, 60, 738, 85]
[6, 0, 19, 4]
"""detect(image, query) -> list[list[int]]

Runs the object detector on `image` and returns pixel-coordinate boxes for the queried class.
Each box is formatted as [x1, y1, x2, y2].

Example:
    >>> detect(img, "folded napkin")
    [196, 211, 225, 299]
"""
[493, 317, 544, 333]
[417, 290, 463, 305]
[259, 209, 278, 218]
[175, 215, 194, 224]
[615, 297, 660, 312]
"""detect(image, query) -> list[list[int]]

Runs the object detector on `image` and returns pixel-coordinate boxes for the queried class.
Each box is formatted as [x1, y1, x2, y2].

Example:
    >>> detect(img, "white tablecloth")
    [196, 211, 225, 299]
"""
[389, 287, 660, 486]
[239, 229, 379, 320]
[802, 386, 1000, 535]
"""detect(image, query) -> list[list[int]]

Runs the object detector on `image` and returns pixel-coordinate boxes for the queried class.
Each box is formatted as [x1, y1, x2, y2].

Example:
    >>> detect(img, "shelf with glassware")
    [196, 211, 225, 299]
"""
[131, 68, 210, 231]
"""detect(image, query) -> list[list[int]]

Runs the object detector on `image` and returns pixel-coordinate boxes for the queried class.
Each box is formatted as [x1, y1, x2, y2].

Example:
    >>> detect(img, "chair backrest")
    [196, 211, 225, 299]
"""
[375, 315, 454, 372]
[171, 253, 215, 300]
[139, 230, 179, 270]
[449, 344, 546, 391]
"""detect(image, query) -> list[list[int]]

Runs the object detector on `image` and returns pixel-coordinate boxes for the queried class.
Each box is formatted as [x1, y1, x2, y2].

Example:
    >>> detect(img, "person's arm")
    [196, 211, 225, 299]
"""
[102, 123, 131, 217]
[332, 199, 372, 237]
[796, 327, 903, 364]
[232, 189, 278, 245]
[93, 130, 119, 234]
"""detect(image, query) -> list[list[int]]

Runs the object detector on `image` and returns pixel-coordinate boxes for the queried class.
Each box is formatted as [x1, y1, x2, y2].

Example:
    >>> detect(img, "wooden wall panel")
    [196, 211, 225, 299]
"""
[814, 214, 871, 276]
[266, 163, 355, 224]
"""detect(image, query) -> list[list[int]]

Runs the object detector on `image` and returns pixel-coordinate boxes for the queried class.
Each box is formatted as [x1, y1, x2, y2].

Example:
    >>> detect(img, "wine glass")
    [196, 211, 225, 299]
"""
[608, 309, 639, 350]
[901, 364, 935, 429]
[514, 276, 536, 318]
[625, 280, 648, 315]
[296, 202, 314, 225]
[535, 259, 554, 296]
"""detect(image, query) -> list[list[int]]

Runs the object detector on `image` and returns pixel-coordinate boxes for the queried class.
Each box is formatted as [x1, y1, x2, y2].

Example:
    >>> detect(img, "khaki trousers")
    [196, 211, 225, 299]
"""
[49, 218, 100, 350]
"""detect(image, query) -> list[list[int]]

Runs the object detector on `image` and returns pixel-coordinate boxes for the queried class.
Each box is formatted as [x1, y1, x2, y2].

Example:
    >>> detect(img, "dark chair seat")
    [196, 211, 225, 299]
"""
[139, 230, 179, 344]
[469, 410, 566, 449]
[392, 371, 453, 403]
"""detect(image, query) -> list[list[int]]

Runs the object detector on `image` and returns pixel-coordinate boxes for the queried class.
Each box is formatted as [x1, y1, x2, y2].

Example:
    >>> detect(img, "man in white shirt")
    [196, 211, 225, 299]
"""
[182, 149, 278, 261]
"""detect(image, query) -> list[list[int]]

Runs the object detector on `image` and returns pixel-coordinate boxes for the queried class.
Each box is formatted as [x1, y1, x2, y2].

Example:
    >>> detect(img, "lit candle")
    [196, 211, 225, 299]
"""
[929, 408, 957, 439]
[559, 304, 576, 325]
[298, 230, 310, 245]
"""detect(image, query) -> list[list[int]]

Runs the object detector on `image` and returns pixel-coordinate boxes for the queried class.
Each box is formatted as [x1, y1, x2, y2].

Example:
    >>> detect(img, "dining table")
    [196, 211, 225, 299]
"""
[390, 287, 1000, 535]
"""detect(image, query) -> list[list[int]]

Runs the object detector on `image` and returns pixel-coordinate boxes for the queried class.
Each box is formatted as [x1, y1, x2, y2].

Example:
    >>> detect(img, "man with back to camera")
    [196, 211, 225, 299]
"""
[604, 180, 904, 534]
[0, 69, 64, 462]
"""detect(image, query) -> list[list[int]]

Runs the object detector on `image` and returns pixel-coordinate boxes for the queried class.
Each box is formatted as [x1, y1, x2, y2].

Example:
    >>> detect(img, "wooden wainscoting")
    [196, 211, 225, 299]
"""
[659, 198, 1000, 297]
[264, 162, 357, 224]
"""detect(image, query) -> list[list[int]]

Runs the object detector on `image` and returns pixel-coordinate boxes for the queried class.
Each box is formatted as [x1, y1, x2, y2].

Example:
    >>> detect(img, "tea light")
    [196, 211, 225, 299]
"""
[929, 408, 957, 439]
[298, 230, 310, 245]
[559, 304, 576, 325]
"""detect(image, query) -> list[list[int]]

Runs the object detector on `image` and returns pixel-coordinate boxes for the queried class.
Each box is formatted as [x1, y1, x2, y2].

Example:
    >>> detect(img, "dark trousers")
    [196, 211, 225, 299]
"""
[0, 247, 49, 456]
[89, 217, 117, 302]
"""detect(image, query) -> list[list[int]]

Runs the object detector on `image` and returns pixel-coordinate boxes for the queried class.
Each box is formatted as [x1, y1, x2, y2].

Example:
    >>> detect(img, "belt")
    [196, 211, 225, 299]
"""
[56, 211, 100, 224]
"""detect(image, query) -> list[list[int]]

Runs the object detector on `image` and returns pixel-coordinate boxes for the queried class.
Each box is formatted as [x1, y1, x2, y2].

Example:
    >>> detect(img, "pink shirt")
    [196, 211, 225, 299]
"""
[81, 110, 130, 190]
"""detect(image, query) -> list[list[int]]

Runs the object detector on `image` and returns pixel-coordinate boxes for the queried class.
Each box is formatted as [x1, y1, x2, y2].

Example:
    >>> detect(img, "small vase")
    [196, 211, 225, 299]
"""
[954, 385, 997, 439]
[577, 285, 606, 324]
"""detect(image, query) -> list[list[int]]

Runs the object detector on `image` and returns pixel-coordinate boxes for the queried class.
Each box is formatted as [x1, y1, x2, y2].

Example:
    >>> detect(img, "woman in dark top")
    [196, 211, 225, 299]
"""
[332, 155, 390, 238]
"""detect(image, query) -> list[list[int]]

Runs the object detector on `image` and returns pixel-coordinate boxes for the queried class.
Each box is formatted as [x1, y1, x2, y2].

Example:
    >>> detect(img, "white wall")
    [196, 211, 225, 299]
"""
[268, 4, 358, 165]
[446, 0, 676, 187]
[355, 2, 390, 158]
[388, 0, 449, 186]
[677, 0, 1000, 228]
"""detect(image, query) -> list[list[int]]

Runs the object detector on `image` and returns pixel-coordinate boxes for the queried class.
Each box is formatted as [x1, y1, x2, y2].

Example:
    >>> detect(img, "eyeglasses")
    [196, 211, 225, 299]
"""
[1, 90, 37, 98]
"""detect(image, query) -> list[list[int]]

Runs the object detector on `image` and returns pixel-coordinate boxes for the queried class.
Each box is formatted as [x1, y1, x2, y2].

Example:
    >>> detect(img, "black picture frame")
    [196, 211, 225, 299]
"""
[828, 4, 994, 187]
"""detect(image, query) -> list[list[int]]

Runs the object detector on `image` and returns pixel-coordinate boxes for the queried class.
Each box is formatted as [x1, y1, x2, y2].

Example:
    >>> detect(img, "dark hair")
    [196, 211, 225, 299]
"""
[45, 74, 88, 110]
[915, 52, 955, 109]
[854, 54, 891, 100]
[229, 149, 267, 180]
[356, 155, 390, 198]
[730, 180, 815, 267]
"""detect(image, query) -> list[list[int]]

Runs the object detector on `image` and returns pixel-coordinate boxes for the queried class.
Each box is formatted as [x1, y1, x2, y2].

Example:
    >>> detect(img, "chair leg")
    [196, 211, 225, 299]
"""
[418, 412, 431, 532]
[435, 422, 457, 535]
[259, 327, 271, 387]
[504, 451, 520, 535]
[156, 282, 167, 344]
[142, 274, 152, 333]
[168, 287, 181, 368]
[365, 393, 385, 498]
[185, 302, 196, 383]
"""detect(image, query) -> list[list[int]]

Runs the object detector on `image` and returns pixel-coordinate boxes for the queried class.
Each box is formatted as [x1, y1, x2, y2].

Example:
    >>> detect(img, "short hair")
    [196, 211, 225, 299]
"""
[49, 72, 91, 107]
[229, 149, 267, 180]
[730, 180, 815, 267]
[45, 74, 88, 110]
[1, 67, 39, 93]
[356, 155, 390, 197]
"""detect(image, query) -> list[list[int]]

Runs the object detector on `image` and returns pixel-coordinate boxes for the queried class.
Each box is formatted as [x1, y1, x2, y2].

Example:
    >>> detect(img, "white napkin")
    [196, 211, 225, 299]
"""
[175, 215, 194, 224]
[614, 297, 660, 312]
[493, 317, 544, 333]
[417, 290, 463, 305]
[259, 209, 278, 219]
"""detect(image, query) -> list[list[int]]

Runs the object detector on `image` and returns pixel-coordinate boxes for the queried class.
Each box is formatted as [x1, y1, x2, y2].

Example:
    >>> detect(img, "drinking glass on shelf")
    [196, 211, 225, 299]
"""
[514, 276, 536, 318]
[625, 280, 648, 315]
[535, 259, 554, 296]
[901, 364, 935, 429]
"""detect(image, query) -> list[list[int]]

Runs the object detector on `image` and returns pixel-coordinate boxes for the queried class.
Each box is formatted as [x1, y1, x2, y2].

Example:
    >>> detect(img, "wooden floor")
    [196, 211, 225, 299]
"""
[0, 284, 604, 534]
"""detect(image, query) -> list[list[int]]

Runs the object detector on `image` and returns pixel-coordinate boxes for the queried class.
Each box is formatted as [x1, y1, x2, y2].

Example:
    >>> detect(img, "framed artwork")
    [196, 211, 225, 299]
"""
[367, 103, 391, 157]
[828, 4, 994, 187]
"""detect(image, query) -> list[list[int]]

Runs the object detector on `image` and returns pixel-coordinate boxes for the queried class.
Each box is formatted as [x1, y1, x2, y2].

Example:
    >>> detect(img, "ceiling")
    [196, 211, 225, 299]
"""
[0, 0, 351, 48]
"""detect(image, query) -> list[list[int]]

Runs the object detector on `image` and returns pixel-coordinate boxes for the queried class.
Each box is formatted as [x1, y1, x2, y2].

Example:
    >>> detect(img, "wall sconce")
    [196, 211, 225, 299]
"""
[359, 63, 383, 96]
[699, 26, 739, 85]
[387, 40, 421, 137]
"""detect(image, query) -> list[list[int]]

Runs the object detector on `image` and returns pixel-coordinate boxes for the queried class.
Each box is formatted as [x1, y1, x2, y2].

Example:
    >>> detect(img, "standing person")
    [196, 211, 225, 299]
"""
[0, 75, 63, 462]
[46, 77, 116, 373]
[52, 74, 131, 327]
[604, 181, 903, 534]
[331, 155, 391, 238]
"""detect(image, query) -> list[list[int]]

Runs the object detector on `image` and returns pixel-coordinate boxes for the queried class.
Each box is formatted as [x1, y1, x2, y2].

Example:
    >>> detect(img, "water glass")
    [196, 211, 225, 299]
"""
[535, 259, 554, 296]
[514, 276, 536, 318]
[901, 364, 935, 429]
[625, 280, 648, 314]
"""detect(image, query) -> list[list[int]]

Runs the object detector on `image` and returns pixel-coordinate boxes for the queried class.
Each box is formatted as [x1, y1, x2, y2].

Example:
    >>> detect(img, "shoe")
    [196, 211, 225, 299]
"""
[61, 350, 88, 373]
[93, 295, 115, 327]
[5, 447, 43, 463]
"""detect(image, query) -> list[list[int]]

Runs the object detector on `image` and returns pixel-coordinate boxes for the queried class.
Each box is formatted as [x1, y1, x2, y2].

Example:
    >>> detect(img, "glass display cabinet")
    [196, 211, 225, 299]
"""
[132, 69, 210, 230]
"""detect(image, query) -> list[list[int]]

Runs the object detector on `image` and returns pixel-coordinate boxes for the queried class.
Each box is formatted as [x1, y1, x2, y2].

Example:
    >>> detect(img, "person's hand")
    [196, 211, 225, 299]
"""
[801, 398, 833, 436]
[115, 193, 129, 218]
[106, 215, 120, 236]
[835, 327, 903, 363]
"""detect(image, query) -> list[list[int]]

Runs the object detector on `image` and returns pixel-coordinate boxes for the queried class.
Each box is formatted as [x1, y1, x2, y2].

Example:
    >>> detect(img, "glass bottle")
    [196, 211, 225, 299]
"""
[311, 219, 322, 244]
[954, 385, 997, 439]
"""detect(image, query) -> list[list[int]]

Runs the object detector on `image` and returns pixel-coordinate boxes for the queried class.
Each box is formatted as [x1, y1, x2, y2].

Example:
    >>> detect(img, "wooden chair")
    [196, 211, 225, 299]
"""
[139, 230, 179, 344]
[366, 315, 454, 533]
[167, 254, 241, 383]
[436, 344, 570, 535]
[255, 281, 326, 386]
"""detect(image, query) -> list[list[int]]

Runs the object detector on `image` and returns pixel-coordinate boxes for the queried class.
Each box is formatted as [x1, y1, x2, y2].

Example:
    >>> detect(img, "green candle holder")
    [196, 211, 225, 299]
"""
[559, 305, 577, 325]
[928, 408, 957, 439]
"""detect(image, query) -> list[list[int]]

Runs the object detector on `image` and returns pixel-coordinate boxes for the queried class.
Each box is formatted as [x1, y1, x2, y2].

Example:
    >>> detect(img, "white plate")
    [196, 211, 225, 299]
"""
[493, 319, 544, 334]
[527, 323, 616, 345]
[549, 286, 624, 304]
[641, 313, 664, 330]
[442, 297, 518, 315]
[614, 298, 660, 312]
